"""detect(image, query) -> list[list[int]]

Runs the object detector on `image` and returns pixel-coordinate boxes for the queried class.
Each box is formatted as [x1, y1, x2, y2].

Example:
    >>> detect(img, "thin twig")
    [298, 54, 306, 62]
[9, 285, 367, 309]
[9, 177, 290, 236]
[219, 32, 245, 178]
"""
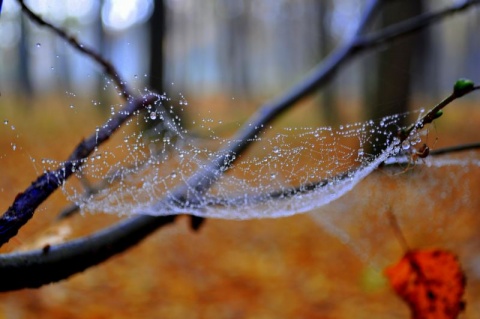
[430, 142, 480, 156]
[354, 0, 384, 37]
[55, 99, 191, 220]
[384, 140, 480, 167]
[1, 0, 479, 291]
[386, 208, 410, 252]
[16, 0, 133, 100]
[0, 94, 158, 247]
[353, 0, 480, 52]
[400, 85, 480, 140]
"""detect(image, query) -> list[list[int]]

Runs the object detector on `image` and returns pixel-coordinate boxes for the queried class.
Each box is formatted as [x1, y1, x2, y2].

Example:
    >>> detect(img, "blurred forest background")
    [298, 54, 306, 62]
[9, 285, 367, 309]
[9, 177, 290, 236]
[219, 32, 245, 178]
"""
[1, 0, 479, 122]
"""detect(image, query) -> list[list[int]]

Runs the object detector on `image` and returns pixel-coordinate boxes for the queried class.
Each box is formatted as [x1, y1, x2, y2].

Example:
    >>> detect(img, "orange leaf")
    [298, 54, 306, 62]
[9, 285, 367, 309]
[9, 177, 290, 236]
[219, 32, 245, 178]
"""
[385, 249, 466, 319]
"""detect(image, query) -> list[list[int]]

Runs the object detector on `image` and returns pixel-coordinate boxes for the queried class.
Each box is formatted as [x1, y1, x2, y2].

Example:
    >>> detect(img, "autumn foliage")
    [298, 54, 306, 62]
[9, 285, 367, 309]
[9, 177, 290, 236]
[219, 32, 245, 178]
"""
[385, 249, 466, 319]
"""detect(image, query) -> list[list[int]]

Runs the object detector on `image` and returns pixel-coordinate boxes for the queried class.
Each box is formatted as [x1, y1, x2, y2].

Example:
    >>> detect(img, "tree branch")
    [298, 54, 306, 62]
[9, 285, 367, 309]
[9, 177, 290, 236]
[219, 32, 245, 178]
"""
[16, 0, 134, 100]
[0, 94, 158, 247]
[0, 215, 176, 291]
[430, 142, 480, 156]
[353, 0, 480, 51]
[1, 0, 479, 291]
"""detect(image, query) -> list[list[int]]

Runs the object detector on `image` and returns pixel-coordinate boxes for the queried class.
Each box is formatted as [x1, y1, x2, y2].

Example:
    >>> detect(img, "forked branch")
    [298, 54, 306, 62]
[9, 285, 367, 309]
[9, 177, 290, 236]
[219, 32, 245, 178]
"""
[0, 94, 158, 247]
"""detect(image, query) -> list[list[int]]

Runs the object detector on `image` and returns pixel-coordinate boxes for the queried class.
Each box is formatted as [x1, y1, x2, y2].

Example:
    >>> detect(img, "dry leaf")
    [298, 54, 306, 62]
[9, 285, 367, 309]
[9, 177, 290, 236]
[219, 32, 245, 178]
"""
[385, 249, 466, 319]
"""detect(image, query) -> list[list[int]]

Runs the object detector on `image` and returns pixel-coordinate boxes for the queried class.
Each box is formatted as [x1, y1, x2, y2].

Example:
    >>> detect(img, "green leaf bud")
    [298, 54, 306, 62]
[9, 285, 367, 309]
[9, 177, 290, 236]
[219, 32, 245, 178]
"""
[453, 78, 475, 96]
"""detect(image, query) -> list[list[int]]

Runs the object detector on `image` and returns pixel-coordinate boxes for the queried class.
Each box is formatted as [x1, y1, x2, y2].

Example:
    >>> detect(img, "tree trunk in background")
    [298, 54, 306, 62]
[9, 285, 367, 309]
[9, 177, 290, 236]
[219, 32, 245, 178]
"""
[148, 0, 204, 230]
[465, 10, 480, 87]
[149, 0, 165, 95]
[364, 0, 424, 155]
[221, 0, 250, 96]
[317, 0, 337, 124]
[54, 26, 72, 94]
[143, 0, 167, 132]
[95, 0, 110, 114]
[412, 11, 438, 100]
[18, 14, 33, 101]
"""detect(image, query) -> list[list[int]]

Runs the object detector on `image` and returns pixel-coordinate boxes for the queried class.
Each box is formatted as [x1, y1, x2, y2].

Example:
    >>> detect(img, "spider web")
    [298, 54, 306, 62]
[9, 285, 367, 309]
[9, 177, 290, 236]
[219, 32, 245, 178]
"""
[39, 93, 430, 220]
